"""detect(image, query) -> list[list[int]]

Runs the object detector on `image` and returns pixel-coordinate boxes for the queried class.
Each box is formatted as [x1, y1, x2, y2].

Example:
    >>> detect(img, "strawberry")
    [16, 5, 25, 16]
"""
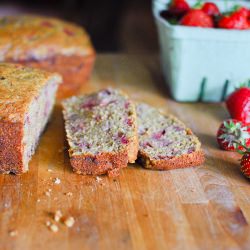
[240, 152, 250, 178]
[217, 119, 250, 151]
[218, 7, 249, 29]
[238, 7, 249, 19]
[168, 0, 190, 16]
[226, 86, 250, 124]
[180, 9, 213, 27]
[202, 2, 220, 16]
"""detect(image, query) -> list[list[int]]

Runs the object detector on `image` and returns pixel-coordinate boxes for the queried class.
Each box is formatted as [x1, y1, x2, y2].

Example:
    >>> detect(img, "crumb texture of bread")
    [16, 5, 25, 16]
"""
[62, 88, 138, 176]
[0, 63, 62, 173]
[137, 103, 205, 170]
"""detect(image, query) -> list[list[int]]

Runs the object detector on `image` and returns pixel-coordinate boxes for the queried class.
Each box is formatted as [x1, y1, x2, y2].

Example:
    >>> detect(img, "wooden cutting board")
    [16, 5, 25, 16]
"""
[0, 54, 249, 250]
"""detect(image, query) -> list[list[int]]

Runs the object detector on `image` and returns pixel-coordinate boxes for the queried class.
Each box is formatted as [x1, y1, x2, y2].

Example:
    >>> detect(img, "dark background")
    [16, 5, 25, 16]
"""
[0, 0, 159, 52]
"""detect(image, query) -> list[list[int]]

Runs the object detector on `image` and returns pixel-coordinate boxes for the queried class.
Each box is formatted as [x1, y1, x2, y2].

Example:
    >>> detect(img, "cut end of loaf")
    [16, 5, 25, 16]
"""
[0, 64, 62, 174]
[22, 78, 60, 171]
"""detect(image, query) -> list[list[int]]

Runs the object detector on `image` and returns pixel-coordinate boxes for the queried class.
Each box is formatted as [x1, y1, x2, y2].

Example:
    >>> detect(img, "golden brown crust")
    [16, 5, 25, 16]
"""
[16, 54, 96, 98]
[70, 151, 128, 177]
[0, 15, 95, 61]
[138, 150, 205, 170]
[0, 120, 24, 174]
[0, 63, 62, 123]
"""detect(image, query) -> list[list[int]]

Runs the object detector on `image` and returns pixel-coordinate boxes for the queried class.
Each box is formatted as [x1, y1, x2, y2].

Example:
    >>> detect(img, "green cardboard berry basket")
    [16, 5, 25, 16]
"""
[153, 0, 250, 102]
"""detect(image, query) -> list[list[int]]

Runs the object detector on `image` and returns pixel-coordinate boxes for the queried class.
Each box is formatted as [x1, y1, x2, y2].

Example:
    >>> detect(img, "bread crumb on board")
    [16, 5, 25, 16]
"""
[46, 221, 51, 227]
[45, 191, 51, 197]
[54, 210, 63, 222]
[49, 224, 59, 233]
[45, 192, 50, 197]
[45, 211, 75, 232]
[96, 176, 102, 183]
[53, 177, 61, 185]
[65, 192, 73, 197]
[9, 230, 18, 237]
[45, 188, 52, 197]
[64, 216, 75, 228]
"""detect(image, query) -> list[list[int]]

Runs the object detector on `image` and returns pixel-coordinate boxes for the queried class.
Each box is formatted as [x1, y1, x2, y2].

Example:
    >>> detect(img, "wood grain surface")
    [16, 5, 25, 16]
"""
[0, 54, 250, 250]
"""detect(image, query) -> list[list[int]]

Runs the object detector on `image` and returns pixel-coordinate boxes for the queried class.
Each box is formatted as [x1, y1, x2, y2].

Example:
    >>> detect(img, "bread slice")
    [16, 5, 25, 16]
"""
[0, 63, 62, 174]
[62, 88, 138, 177]
[136, 103, 204, 170]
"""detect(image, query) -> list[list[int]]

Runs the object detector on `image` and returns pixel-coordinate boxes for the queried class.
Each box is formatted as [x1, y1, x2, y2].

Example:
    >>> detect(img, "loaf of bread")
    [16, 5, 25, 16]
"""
[0, 63, 62, 174]
[0, 15, 95, 98]
[62, 89, 138, 177]
[136, 103, 204, 170]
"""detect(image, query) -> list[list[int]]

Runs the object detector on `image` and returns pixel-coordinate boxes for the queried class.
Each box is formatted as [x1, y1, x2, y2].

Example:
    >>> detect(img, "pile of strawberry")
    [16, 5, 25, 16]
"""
[161, 0, 250, 29]
[216, 84, 250, 179]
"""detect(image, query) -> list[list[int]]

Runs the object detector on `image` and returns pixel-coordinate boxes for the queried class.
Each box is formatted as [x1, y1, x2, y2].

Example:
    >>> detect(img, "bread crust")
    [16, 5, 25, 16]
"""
[138, 149, 205, 170]
[0, 15, 95, 61]
[11, 54, 95, 99]
[0, 121, 24, 174]
[70, 151, 128, 177]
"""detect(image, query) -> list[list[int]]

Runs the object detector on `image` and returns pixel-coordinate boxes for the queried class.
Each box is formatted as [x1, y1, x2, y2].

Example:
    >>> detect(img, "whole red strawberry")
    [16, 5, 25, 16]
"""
[217, 119, 250, 151]
[180, 9, 213, 27]
[218, 7, 249, 29]
[240, 152, 250, 178]
[168, 0, 190, 16]
[202, 2, 220, 16]
[226, 86, 250, 124]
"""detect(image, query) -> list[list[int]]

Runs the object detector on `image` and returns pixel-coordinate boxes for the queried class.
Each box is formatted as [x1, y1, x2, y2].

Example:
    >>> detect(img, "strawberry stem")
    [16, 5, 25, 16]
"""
[236, 79, 250, 89]
[193, 0, 203, 9]
[232, 140, 250, 154]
